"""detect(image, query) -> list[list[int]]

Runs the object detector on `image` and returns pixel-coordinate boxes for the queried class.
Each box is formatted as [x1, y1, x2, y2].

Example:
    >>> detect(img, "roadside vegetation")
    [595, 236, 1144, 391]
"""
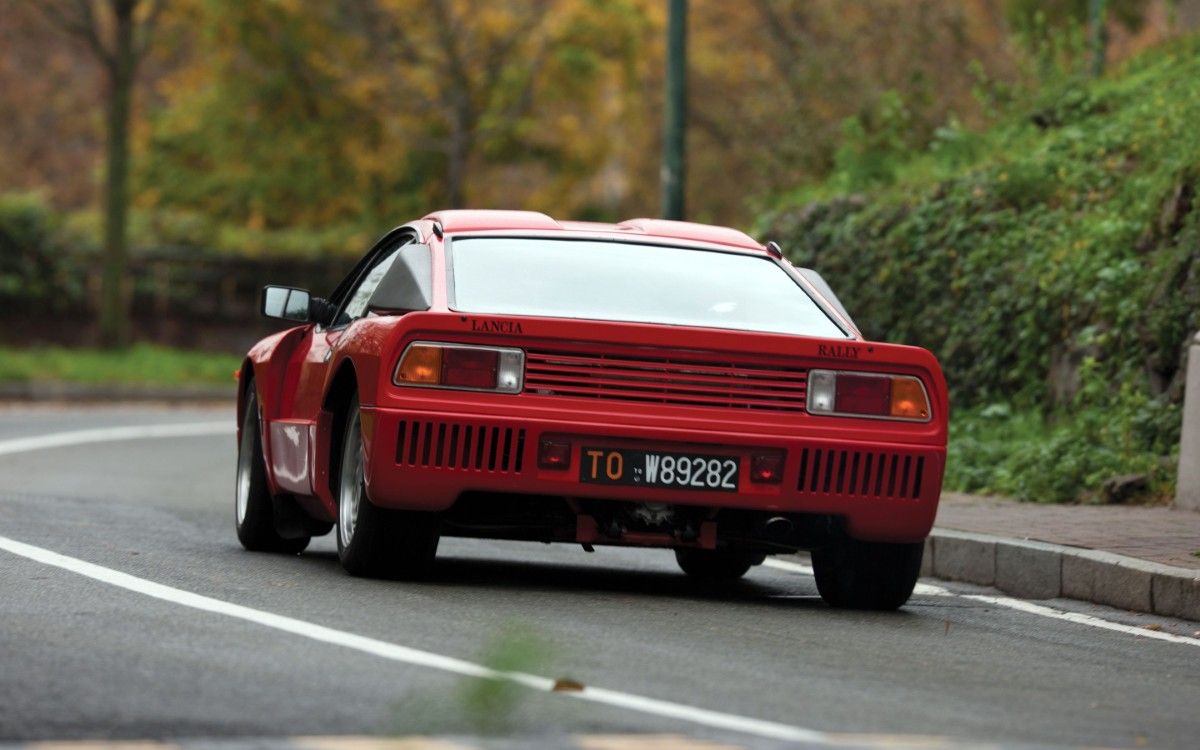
[763, 33, 1200, 502]
[0, 344, 241, 387]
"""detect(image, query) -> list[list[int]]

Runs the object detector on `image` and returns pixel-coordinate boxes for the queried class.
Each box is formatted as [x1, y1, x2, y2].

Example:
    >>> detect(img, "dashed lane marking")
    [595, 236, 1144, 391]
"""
[26, 743, 177, 750]
[574, 734, 748, 749]
[6, 736, 986, 750]
[762, 558, 1200, 647]
[295, 737, 477, 750]
[0, 535, 827, 745]
[0, 422, 230, 458]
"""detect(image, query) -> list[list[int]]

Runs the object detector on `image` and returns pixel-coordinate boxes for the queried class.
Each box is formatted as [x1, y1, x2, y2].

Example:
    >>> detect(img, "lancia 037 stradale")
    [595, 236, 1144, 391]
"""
[235, 210, 948, 609]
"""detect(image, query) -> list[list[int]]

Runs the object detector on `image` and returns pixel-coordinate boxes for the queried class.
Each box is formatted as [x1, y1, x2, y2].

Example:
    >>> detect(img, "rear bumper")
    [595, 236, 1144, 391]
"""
[360, 406, 944, 543]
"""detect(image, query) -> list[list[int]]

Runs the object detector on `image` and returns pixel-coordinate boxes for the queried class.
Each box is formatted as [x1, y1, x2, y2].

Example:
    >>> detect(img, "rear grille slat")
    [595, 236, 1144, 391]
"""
[911, 457, 925, 499]
[524, 349, 808, 412]
[796, 447, 929, 501]
[395, 420, 525, 474]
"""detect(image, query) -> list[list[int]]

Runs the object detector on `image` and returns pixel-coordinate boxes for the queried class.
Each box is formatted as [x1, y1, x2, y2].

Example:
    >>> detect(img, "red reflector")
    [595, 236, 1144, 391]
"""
[538, 438, 571, 470]
[834, 374, 891, 416]
[442, 348, 499, 389]
[750, 452, 785, 484]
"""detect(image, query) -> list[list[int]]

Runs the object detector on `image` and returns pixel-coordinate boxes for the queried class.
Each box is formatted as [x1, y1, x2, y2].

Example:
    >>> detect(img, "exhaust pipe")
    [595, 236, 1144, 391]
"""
[765, 516, 794, 539]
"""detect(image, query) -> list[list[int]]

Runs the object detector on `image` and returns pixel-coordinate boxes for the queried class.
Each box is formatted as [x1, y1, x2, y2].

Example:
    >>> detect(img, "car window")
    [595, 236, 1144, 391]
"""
[449, 237, 850, 339]
[334, 242, 408, 326]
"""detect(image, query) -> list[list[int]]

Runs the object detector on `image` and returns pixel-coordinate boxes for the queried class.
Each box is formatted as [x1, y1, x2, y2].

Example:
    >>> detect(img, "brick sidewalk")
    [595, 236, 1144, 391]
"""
[935, 492, 1200, 570]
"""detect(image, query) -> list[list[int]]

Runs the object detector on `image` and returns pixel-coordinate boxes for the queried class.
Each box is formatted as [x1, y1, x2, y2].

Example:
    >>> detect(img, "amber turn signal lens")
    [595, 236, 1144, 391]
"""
[396, 344, 442, 384]
[890, 377, 930, 419]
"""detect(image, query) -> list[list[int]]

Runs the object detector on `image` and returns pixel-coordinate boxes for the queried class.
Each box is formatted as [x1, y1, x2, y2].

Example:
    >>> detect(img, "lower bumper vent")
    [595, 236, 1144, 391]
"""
[797, 447, 925, 500]
[396, 420, 525, 474]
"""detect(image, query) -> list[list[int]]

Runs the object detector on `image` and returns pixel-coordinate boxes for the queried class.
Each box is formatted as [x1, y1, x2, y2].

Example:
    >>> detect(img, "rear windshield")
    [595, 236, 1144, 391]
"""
[449, 237, 850, 338]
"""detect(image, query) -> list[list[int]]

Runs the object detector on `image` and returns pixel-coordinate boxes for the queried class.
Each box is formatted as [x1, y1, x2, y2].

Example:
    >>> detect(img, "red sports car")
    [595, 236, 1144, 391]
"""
[235, 210, 948, 609]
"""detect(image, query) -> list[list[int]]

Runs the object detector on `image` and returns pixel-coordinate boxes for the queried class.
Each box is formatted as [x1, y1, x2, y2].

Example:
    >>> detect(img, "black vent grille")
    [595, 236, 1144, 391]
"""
[796, 448, 925, 500]
[396, 420, 525, 474]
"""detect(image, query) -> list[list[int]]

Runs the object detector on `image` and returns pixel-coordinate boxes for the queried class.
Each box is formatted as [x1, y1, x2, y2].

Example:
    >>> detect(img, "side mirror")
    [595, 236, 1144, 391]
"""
[261, 286, 312, 322]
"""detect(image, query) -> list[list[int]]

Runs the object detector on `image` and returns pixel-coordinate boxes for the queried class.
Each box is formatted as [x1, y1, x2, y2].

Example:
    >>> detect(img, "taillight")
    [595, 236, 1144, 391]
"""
[394, 342, 524, 393]
[807, 369, 930, 421]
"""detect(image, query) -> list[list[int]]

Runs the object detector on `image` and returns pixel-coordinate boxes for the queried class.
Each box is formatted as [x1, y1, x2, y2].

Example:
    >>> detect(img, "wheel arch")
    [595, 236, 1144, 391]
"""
[236, 358, 256, 439]
[322, 358, 361, 501]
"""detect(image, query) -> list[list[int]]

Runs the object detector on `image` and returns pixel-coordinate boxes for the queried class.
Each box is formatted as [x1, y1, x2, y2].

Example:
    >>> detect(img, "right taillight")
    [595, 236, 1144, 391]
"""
[807, 370, 930, 422]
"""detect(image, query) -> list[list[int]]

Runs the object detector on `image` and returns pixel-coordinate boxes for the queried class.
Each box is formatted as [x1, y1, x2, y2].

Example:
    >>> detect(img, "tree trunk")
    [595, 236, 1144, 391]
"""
[445, 97, 472, 208]
[1089, 0, 1108, 78]
[99, 0, 138, 349]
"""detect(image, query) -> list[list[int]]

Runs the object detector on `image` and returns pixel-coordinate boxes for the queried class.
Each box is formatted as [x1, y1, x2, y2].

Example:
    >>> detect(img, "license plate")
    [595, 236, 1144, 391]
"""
[580, 448, 739, 491]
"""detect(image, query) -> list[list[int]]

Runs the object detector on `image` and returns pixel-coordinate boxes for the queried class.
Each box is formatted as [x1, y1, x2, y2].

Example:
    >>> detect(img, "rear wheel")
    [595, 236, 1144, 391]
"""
[235, 386, 309, 554]
[674, 548, 756, 581]
[335, 396, 439, 578]
[811, 539, 923, 610]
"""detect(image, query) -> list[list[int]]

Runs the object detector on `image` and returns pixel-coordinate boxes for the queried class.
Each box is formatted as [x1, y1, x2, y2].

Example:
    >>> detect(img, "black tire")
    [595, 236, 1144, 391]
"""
[335, 395, 439, 578]
[811, 539, 923, 610]
[674, 548, 756, 581]
[235, 385, 310, 554]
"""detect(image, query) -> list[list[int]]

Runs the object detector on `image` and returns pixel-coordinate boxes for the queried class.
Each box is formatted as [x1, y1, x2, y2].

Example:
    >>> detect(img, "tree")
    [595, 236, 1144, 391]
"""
[141, 0, 643, 229]
[346, 0, 643, 209]
[29, 0, 162, 348]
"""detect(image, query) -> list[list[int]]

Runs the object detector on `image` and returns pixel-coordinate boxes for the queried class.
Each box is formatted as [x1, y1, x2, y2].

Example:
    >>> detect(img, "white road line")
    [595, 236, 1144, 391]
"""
[762, 558, 813, 576]
[0, 422, 231, 457]
[0, 535, 828, 744]
[762, 558, 1200, 647]
[951, 592, 1200, 647]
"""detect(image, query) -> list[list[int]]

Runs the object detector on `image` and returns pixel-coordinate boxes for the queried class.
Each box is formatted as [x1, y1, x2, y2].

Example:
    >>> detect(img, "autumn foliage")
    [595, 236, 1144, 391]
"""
[2, 0, 1184, 251]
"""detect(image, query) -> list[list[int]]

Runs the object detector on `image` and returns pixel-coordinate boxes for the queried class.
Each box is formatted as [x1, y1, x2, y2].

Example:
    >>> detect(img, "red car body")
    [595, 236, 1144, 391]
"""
[237, 210, 947, 602]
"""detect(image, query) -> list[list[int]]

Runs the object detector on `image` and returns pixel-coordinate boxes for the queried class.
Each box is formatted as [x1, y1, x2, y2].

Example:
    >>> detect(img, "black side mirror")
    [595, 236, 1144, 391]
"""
[261, 286, 312, 322]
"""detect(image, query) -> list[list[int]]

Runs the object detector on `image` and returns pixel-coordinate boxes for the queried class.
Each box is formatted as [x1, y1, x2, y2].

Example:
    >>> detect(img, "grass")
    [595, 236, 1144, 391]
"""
[0, 344, 242, 387]
[946, 403, 1179, 504]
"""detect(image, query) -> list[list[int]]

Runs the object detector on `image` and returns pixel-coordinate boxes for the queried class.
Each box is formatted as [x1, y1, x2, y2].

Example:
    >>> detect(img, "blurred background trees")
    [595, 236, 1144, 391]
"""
[4, 0, 1186, 246]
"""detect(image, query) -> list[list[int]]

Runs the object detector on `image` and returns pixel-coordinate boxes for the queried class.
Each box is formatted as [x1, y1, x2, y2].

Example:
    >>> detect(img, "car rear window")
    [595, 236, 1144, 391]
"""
[449, 237, 850, 338]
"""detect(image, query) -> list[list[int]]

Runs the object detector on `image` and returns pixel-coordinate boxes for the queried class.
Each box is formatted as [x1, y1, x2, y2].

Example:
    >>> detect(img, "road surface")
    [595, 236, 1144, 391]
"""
[1, 405, 1197, 749]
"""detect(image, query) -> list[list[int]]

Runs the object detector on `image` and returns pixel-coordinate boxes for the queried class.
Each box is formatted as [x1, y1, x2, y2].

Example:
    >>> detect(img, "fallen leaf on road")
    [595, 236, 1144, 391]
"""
[553, 678, 585, 692]
[1142, 623, 1162, 631]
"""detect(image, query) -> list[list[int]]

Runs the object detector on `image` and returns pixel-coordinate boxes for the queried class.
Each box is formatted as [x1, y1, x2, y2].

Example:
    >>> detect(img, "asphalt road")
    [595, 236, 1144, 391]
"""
[1, 404, 1198, 749]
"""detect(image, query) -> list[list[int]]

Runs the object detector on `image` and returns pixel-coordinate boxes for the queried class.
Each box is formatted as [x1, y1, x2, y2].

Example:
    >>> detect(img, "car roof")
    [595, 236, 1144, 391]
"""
[422, 209, 765, 252]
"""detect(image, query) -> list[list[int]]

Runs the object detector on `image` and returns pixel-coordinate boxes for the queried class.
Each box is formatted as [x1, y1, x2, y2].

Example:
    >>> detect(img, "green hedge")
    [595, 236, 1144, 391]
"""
[762, 38, 1200, 501]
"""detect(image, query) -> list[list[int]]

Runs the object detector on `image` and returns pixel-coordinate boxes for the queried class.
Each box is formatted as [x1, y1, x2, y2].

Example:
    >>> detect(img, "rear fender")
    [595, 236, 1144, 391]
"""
[241, 326, 311, 496]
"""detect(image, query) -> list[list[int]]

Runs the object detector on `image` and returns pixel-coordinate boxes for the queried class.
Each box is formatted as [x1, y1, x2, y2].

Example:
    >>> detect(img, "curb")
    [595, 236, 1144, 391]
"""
[922, 528, 1200, 621]
[0, 381, 234, 403]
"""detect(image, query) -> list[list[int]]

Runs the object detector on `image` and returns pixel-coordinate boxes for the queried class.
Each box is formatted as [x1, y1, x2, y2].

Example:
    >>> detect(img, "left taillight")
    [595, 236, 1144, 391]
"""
[394, 342, 524, 394]
[807, 369, 931, 422]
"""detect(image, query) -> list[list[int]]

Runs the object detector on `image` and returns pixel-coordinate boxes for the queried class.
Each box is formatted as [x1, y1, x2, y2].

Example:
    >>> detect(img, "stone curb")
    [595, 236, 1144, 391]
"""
[922, 528, 1200, 621]
[0, 381, 234, 403]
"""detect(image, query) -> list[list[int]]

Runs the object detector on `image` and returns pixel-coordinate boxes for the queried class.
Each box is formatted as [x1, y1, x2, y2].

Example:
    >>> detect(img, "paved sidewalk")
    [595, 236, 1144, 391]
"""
[926, 492, 1200, 620]
[936, 492, 1200, 570]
